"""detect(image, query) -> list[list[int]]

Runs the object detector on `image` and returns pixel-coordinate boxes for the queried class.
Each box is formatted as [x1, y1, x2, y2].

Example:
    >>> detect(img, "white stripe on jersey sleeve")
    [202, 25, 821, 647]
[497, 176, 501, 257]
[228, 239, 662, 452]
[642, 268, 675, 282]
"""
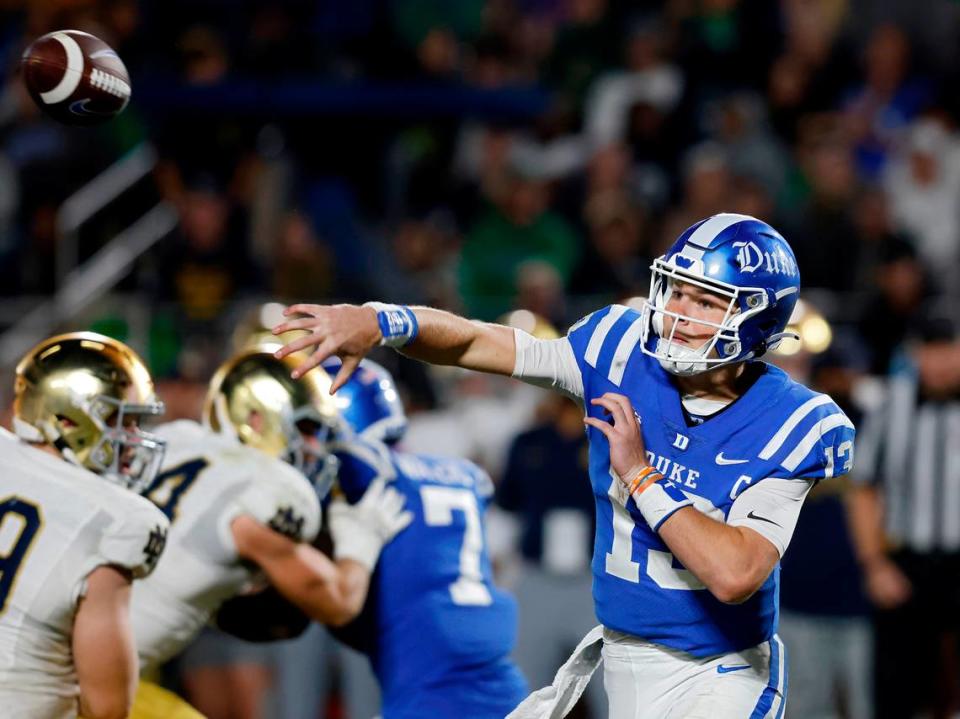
[758, 395, 832, 460]
[584, 305, 628, 368]
[512, 329, 584, 400]
[608, 316, 645, 387]
[779, 413, 855, 473]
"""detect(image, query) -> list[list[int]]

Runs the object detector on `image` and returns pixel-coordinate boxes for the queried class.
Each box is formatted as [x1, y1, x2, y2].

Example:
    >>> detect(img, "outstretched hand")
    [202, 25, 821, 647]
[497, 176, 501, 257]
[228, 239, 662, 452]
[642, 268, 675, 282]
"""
[583, 393, 650, 487]
[271, 303, 381, 390]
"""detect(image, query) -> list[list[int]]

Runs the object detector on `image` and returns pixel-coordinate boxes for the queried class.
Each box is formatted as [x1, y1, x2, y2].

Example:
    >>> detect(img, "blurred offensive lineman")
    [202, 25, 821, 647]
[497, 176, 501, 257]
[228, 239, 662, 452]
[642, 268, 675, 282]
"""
[274, 213, 857, 718]
[324, 358, 528, 718]
[127, 343, 412, 718]
[0, 332, 170, 719]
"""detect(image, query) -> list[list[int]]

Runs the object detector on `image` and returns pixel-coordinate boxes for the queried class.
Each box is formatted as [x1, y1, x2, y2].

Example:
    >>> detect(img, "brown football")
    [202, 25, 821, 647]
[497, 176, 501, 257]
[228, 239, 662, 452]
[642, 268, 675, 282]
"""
[20, 30, 131, 126]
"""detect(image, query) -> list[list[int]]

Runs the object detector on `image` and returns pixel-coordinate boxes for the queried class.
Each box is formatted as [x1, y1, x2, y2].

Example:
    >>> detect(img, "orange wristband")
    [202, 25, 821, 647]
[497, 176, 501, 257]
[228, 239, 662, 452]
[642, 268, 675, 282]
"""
[627, 466, 663, 496]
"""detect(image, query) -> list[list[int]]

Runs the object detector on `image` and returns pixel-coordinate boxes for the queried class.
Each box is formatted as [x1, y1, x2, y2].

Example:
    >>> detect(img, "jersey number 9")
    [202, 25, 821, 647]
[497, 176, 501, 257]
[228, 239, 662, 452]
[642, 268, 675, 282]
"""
[0, 497, 43, 614]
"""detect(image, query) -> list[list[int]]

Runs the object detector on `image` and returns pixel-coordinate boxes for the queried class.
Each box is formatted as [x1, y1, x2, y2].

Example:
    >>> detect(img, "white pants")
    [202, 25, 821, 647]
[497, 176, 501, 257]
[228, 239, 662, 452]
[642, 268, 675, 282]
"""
[602, 629, 787, 719]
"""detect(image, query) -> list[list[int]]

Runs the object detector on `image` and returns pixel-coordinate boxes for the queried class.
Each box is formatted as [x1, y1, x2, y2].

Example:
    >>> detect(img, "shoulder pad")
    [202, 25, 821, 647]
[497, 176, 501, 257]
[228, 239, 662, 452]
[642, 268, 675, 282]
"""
[331, 437, 393, 502]
[98, 496, 170, 579]
[566, 305, 645, 386]
[757, 393, 856, 479]
[230, 457, 322, 542]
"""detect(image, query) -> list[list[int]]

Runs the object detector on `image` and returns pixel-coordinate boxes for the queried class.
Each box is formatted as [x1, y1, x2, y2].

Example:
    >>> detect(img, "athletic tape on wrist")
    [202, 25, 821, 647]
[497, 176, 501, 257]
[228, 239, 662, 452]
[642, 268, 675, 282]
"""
[363, 302, 419, 348]
[633, 479, 693, 531]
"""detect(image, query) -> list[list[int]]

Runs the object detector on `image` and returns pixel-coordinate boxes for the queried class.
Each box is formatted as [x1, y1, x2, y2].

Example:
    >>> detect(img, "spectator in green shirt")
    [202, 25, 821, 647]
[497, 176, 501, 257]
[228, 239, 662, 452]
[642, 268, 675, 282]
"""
[459, 169, 580, 319]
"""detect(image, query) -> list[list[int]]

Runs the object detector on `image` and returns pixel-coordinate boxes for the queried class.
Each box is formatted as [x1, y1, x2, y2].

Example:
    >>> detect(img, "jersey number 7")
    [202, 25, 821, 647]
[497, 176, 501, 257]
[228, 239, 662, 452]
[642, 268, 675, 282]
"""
[420, 486, 493, 606]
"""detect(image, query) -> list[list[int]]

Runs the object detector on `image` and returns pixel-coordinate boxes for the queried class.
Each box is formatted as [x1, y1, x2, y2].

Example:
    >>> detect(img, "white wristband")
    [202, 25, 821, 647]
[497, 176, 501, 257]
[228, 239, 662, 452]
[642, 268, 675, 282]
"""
[633, 481, 693, 531]
[363, 302, 419, 348]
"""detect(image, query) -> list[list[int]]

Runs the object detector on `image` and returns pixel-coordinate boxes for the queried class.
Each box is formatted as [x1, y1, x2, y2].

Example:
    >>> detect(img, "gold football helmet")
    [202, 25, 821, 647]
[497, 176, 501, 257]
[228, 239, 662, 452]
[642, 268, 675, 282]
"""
[231, 302, 305, 352]
[14, 331, 166, 492]
[204, 342, 341, 494]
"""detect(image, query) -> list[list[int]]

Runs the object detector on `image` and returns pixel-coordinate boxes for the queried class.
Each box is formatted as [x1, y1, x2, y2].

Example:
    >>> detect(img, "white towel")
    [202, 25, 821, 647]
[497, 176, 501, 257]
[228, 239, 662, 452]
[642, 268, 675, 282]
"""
[506, 625, 605, 719]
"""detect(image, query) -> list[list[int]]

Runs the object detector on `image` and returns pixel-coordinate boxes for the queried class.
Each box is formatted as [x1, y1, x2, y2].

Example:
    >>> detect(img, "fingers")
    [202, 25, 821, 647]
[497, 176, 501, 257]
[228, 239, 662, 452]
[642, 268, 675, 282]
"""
[283, 304, 323, 317]
[381, 487, 405, 515]
[290, 338, 339, 379]
[331, 355, 362, 394]
[393, 510, 414, 532]
[591, 395, 629, 429]
[272, 316, 323, 334]
[275, 332, 322, 359]
[589, 394, 638, 432]
[290, 350, 326, 380]
[363, 477, 386, 503]
[583, 416, 614, 440]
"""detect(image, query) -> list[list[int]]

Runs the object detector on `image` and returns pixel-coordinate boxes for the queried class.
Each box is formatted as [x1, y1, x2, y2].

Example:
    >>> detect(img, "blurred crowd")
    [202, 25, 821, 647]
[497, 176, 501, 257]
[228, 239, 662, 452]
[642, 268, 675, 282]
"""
[2, 0, 960, 717]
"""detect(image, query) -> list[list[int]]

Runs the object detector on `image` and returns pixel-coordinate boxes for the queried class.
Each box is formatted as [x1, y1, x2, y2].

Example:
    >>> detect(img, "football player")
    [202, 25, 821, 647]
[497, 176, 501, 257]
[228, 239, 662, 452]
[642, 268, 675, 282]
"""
[322, 358, 528, 718]
[0, 332, 170, 719]
[273, 213, 857, 718]
[127, 344, 412, 719]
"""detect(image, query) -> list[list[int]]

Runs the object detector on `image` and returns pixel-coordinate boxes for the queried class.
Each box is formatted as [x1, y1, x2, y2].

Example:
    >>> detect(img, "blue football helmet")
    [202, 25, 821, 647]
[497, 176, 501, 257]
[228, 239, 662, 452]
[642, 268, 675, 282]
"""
[641, 213, 801, 375]
[321, 358, 407, 444]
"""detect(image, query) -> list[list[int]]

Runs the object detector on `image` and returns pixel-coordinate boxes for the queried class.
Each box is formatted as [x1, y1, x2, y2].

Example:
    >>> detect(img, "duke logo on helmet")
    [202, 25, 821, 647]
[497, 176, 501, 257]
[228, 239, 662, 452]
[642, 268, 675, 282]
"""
[641, 213, 801, 376]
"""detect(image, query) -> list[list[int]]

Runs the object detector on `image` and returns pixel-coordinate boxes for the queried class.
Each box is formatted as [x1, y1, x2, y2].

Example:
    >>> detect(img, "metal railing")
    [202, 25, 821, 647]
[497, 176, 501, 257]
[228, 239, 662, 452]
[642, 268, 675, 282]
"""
[55, 142, 158, 289]
[0, 201, 178, 367]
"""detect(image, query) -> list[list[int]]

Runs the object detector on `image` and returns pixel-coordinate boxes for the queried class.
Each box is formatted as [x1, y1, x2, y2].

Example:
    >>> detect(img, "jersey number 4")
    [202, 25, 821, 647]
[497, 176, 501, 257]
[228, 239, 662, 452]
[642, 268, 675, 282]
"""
[420, 486, 493, 606]
[604, 472, 705, 591]
[0, 497, 43, 615]
[145, 458, 210, 520]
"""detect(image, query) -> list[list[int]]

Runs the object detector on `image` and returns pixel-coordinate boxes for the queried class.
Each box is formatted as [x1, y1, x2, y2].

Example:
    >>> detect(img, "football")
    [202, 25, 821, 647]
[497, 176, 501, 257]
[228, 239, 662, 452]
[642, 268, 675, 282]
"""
[20, 30, 131, 126]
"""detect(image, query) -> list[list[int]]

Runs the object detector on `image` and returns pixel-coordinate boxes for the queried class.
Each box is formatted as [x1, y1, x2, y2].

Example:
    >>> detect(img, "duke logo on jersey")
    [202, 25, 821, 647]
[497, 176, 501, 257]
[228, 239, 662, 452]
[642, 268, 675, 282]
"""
[568, 304, 855, 656]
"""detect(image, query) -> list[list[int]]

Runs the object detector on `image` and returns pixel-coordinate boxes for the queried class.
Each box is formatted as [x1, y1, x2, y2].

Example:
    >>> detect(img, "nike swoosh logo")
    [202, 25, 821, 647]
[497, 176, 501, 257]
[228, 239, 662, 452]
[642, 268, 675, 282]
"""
[715, 453, 749, 465]
[747, 510, 782, 527]
[69, 99, 99, 115]
[717, 664, 752, 674]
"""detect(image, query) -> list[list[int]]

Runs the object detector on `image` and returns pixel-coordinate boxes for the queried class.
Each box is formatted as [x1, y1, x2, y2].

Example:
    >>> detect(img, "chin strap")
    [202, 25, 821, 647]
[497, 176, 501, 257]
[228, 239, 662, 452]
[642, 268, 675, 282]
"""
[13, 416, 84, 467]
[760, 330, 801, 354]
[12, 416, 44, 442]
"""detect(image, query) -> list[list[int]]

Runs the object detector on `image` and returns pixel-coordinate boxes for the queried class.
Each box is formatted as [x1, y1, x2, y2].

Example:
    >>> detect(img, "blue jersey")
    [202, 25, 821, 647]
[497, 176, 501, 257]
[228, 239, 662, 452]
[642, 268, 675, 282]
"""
[566, 305, 856, 656]
[333, 439, 527, 718]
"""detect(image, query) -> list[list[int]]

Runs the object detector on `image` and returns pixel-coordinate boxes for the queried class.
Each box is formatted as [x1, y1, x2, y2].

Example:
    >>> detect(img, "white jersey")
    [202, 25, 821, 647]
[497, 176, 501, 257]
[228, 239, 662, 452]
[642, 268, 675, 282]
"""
[131, 420, 322, 671]
[0, 430, 169, 719]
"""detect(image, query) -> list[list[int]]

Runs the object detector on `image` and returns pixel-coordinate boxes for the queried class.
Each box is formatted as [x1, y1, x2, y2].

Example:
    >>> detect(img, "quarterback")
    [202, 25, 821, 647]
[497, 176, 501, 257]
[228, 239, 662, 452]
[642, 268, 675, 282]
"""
[127, 344, 412, 718]
[322, 358, 528, 718]
[273, 213, 856, 718]
[0, 332, 170, 719]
